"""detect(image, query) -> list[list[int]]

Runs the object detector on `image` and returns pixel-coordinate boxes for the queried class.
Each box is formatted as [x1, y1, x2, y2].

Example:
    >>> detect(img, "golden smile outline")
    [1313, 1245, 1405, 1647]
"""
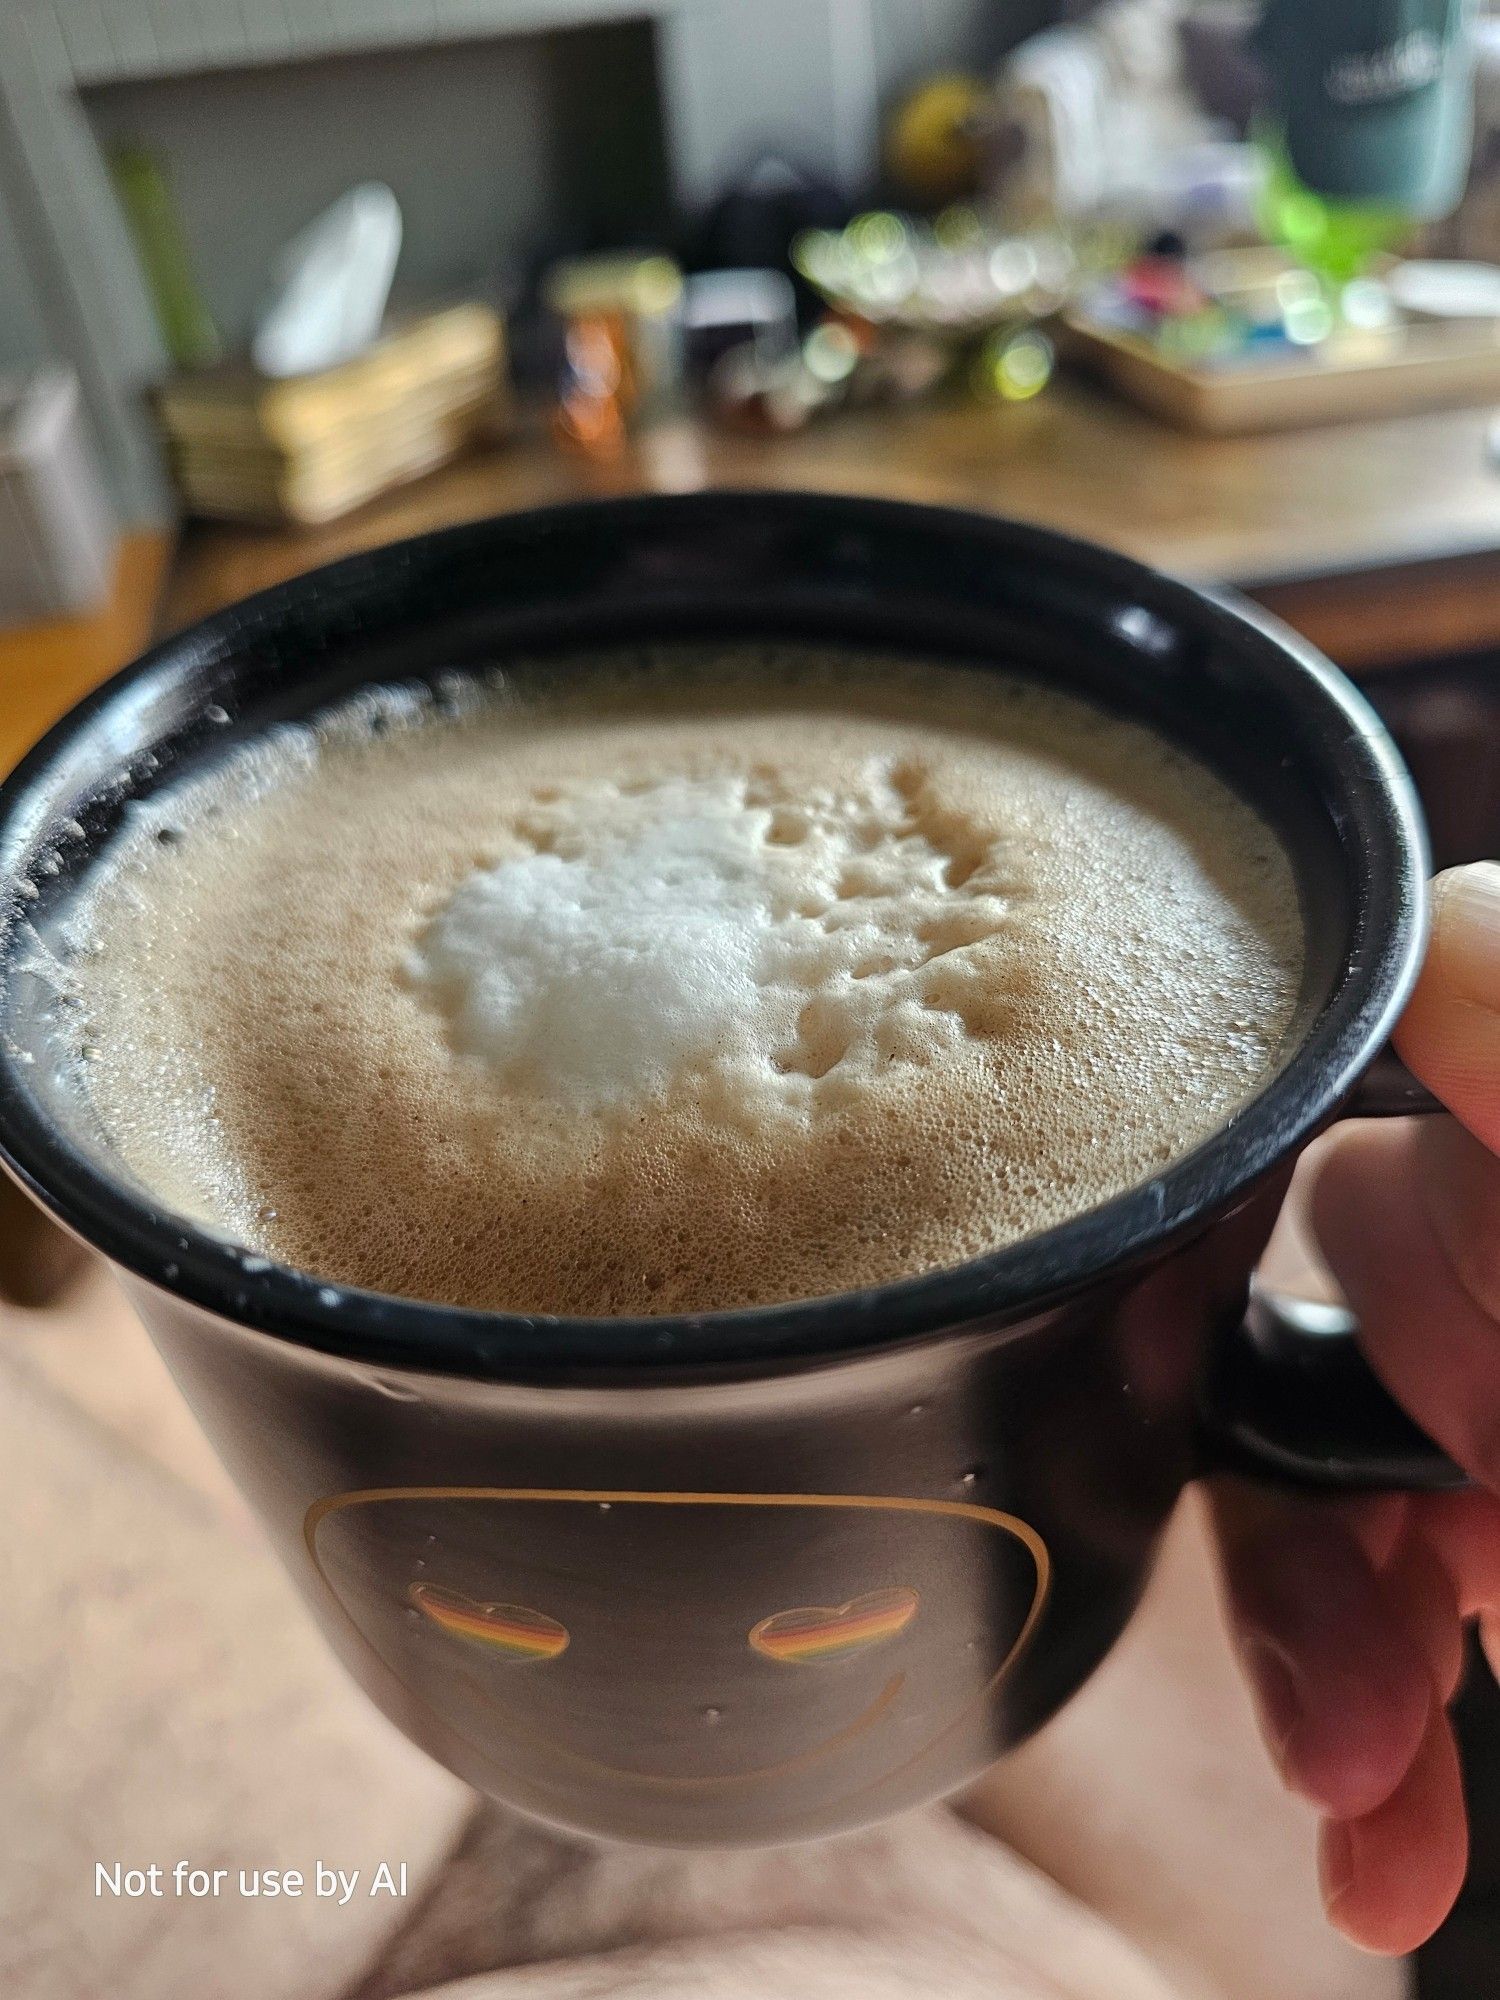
[454, 1665, 908, 1788]
[305, 1487, 1051, 1801]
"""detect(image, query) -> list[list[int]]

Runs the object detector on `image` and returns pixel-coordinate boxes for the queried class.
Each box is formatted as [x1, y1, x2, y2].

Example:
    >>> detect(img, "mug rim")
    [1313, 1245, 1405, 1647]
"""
[0, 493, 1429, 1378]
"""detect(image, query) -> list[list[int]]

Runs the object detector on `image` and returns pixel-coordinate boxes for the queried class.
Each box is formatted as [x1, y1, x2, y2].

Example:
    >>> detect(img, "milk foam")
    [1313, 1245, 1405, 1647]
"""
[408, 766, 1027, 1112]
[411, 784, 775, 1109]
[67, 649, 1305, 1317]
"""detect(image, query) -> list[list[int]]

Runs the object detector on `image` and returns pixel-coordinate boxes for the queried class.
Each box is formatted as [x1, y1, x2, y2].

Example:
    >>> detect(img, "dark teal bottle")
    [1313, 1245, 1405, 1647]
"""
[1256, 0, 1475, 279]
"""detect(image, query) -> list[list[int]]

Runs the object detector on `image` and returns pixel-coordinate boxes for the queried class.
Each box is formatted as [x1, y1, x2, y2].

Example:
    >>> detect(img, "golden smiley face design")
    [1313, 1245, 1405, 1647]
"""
[749, 1586, 919, 1664]
[306, 1488, 1049, 1840]
[408, 1584, 572, 1661]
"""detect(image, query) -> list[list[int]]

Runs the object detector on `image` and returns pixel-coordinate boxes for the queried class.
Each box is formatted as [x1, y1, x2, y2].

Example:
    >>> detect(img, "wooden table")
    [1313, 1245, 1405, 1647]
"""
[7, 379, 1500, 790]
[0, 532, 170, 776]
[158, 379, 1500, 676]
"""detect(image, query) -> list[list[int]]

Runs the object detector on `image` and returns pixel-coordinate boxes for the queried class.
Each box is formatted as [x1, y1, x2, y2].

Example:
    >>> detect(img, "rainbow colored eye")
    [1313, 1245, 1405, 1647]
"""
[410, 1582, 569, 1661]
[749, 1586, 918, 1664]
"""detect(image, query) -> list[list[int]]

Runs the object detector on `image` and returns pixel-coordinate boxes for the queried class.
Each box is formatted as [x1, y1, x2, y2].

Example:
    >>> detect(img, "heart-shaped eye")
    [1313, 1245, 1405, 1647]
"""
[410, 1582, 569, 1661]
[749, 1586, 918, 1664]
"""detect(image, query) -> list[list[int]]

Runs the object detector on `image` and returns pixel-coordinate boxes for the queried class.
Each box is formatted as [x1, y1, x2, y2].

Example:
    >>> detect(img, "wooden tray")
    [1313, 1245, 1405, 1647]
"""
[1061, 252, 1500, 435]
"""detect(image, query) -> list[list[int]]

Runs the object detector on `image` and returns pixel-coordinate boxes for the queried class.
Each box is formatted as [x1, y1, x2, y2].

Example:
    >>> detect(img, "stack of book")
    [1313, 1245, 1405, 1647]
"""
[153, 303, 507, 526]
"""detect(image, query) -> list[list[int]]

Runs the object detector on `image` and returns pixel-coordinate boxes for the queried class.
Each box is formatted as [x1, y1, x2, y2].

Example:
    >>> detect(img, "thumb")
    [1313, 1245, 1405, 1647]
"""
[1394, 863, 1500, 1155]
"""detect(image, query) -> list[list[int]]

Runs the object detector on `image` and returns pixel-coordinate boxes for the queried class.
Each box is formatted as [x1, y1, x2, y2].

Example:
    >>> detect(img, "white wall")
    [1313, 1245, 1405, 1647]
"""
[0, 0, 1052, 521]
[0, 108, 56, 370]
[85, 26, 668, 349]
[871, 0, 1038, 88]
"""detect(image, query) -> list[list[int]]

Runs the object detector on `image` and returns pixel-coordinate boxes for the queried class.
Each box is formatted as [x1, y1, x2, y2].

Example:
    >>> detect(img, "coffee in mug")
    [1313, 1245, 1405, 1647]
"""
[66, 645, 1302, 1316]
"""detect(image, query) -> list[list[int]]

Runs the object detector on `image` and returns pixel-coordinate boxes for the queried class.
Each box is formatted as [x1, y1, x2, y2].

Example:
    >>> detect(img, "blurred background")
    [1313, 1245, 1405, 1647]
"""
[4, 3, 1500, 1995]
[0, 0, 1497, 901]
[3, 0, 1500, 889]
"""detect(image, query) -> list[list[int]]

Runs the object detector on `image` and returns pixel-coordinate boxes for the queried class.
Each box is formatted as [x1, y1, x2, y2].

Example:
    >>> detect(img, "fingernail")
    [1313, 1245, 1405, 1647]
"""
[1432, 863, 1500, 1010]
[1241, 1634, 1304, 1766]
[1321, 1821, 1357, 1915]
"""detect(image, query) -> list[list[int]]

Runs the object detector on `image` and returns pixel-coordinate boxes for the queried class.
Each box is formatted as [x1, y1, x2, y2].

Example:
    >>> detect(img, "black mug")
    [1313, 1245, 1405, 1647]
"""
[0, 495, 1458, 1847]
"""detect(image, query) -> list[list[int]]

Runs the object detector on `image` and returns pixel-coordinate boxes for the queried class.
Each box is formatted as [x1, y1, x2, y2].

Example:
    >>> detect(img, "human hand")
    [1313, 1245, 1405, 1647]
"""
[1213, 861, 1500, 1954]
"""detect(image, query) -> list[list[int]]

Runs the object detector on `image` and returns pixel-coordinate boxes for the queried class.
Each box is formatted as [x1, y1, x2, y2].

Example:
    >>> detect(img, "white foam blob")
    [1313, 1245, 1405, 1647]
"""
[409, 784, 767, 1107]
[406, 769, 1013, 1111]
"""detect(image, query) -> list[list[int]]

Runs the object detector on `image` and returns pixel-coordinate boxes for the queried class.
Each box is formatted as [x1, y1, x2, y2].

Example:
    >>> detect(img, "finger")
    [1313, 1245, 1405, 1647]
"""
[1394, 863, 1500, 1152]
[1307, 1119, 1500, 1489]
[1379, 1524, 1465, 1704]
[1338, 1487, 1409, 1571]
[1418, 1487, 1500, 1617]
[1212, 1482, 1434, 1818]
[1320, 1702, 1467, 1955]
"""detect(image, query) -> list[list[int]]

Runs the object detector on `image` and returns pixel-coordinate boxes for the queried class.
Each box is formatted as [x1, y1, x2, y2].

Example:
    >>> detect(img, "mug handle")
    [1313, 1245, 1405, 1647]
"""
[1199, 1060, 1468, 1493]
